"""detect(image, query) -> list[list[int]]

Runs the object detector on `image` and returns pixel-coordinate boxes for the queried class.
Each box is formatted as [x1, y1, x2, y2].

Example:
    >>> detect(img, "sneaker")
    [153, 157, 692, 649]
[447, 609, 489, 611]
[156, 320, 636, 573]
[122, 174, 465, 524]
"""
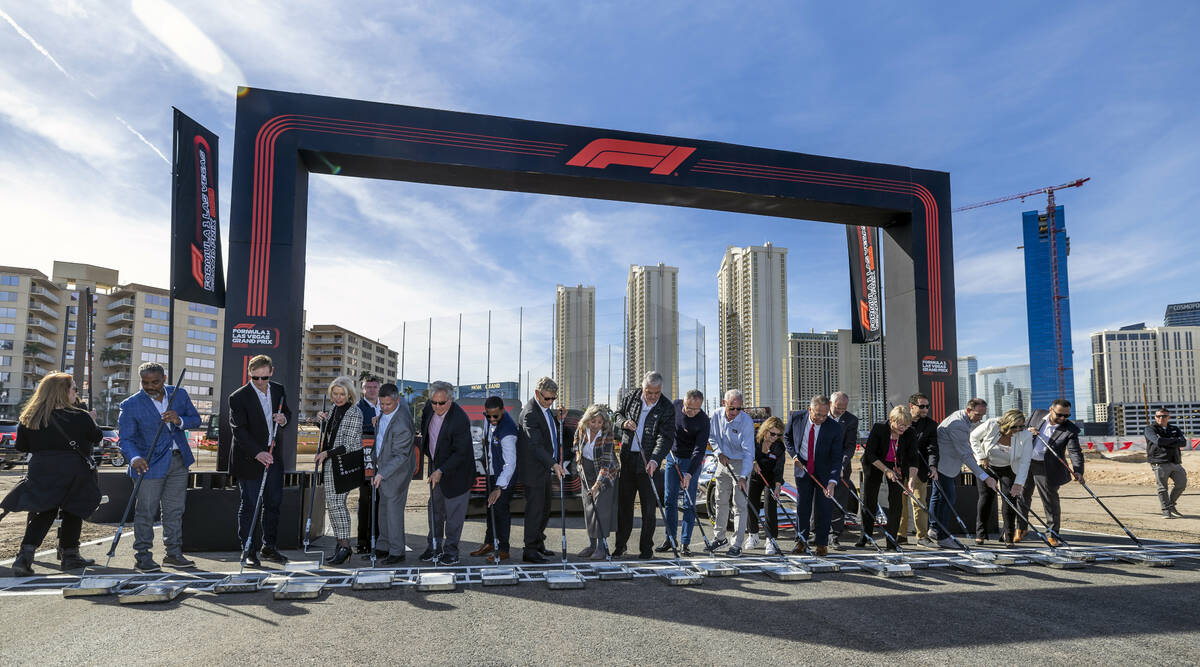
[1163, 511, 1175, 519]
[936, 537, 958, 550]
[655, 541, 675, 553]
[854, 537, 869, 548]
[830, 536, 843, 550]
[727, 546, 742, 557]
[764, 541, 778, 556]
[439, 555, 460, 566]
[135, 556, 161, 572]
[1171, 508, 1184, 518]
[162, 554, 196, 568]
[742, 534, 761, 550]
[708, 537, 729, 551]
[680, 544, 693, 557]
[917, 537, 938, 549]
[260, 547, 289, 564]
[418, 548, 437, 562]
[577, 546, 595, 558]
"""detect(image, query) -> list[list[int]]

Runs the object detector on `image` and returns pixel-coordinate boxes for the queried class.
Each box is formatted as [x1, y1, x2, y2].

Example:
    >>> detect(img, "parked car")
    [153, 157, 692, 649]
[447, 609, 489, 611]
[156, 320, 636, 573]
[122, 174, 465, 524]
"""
[97, 426, 123, 467]
[691, 450, 801, 532]
[0, 419, 25, 469]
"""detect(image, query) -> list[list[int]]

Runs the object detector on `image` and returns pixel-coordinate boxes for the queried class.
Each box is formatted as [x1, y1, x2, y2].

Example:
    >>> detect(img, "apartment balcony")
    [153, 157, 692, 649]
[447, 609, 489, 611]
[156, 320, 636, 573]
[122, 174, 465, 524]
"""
[22, 381, 38, 391]
[28, 302, 59, 319]
[108, 342, 132, 352]
[23, 364, 48, 377]
[102, 359, 128, 369]
[105, 371, 131, 382]
[27, 317, 58, 334]
[107, 297, 136, 311]
[105, 327, 133, 340]
[33, 352, 56, 365]
[29, 285, 60, 305]
[25, 332, 56, 348]
[106, 312, 134, 325]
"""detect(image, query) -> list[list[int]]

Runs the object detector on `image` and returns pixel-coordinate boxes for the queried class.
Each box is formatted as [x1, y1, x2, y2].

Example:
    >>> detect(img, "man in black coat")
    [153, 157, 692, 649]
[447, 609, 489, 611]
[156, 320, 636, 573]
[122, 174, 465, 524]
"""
[613, 371, 675, 559]
[517, 377, 567, 563]
[826, 391, 860, 547]
[902, 393, 940, 548]
[1146, 407, 1188, 518]
[354, 376, 383, 554]
[417, 381, 474, 565]
[228, 354, 292, 565]
[1026, 399, 1084, 543]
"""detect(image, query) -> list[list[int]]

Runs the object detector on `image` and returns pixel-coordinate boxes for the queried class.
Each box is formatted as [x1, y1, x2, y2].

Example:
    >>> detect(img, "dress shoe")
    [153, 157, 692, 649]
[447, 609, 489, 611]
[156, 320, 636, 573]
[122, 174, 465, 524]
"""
[590, 548, 610, 561]
[328, 545, 353, 565]
[680, 544, 693, 557]
[523, 551, 550, 564]
[612, 547, 627, 558]
[655, 541, 674, 553]
[11, 544, 35, 577]
[418, 548, 437, 562]
[163, 554, 196, 568]
[1002, 532, 1014, 546]
[470, 543, 494, 557]
[936, 538, 958, 550]
[830, 536, 843, 550]
[917, 537, 938, 549]
[1013, 529, 1026, 543]
[135, 555, 162, 572]
[537, 547, 556, 558]
[260, 546, 289, 564]
[896, 536, 908, 544]
[1046, 536, 1062, 548]
[355, 544, 372, 555]
[854, 537, 869, 548]
[58, 548, 93, 570]
[975, 538, 986, 545]
[790, 543, 806, 555]
[577, 546, 596, 558]
[814, 545, 829, 557]
[360, 550, 388, 561]
[243, 554, 263, 568]
[494, 550, 510, 561]
[382, 554, 406, 565]
[638, 551, 654, 559]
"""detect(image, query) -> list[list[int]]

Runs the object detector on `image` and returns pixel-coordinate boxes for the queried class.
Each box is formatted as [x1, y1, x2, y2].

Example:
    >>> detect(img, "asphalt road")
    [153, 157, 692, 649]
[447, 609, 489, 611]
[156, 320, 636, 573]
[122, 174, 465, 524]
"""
[4, 518, 1200, 665]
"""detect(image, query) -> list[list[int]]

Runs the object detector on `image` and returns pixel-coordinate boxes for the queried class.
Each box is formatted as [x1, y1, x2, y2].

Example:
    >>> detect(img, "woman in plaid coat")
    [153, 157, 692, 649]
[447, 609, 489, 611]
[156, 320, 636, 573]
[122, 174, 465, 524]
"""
[575, 404, 620, 560]
[315, 376, 363, 565]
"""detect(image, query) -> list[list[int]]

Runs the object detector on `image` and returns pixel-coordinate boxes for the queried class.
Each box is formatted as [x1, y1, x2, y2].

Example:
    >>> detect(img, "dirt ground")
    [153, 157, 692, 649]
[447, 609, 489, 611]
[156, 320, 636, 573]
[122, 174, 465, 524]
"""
[2, 449, 1196, 558]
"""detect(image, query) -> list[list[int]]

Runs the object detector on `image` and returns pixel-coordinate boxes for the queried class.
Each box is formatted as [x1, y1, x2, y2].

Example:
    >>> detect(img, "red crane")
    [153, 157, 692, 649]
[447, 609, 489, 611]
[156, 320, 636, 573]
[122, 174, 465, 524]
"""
[953, 177, 1090, 402]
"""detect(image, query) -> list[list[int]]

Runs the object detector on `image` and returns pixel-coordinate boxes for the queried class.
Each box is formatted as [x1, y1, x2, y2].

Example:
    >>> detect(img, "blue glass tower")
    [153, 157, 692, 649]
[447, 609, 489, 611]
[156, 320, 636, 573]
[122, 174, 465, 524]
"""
[1023, 205, 1074, 410]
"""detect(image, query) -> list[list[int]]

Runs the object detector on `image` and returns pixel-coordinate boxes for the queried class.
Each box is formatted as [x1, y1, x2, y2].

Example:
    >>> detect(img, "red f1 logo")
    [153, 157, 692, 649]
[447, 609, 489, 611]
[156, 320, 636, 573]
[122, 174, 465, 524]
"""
[566, 139, 696, 175]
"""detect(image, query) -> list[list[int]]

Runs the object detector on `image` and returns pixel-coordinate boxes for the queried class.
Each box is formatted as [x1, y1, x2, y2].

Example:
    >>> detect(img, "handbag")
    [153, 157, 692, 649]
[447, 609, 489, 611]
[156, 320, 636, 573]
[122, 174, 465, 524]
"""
[331, 448, 365, 494]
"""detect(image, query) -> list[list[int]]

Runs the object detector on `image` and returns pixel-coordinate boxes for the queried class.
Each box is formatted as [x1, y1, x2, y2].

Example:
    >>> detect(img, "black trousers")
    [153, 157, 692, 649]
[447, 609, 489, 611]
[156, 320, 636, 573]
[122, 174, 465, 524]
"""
[746, 474, 779, 538]
[356, 479, 379, 547]
[483, 476, 515, 551]
[976, 464, 1030, 538]
[522, 474, 553, 552]
[23, 509, 83, 549]
[1027, 460, 1062, 534]
[616, 450, 658, 555]
[238, 462, 283, 552]
[861, 467, 903, 542]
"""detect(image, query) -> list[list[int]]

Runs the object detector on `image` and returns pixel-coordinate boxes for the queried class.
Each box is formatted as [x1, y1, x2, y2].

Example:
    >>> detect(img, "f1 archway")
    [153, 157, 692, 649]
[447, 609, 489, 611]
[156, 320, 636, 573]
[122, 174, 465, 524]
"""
[220, 87, 958, 470]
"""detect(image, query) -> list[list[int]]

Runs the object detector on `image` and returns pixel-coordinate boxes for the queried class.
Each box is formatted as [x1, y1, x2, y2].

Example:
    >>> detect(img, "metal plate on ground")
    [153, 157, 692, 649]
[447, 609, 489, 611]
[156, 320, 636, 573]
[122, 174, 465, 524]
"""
[761, 564, 812, 581]
[545, 570, 586, 589]
[1028, 551, 1087, 569]
[118, 583, 186, 604]
[859, 559, 914, 578]
[693, 560, 739, 577]
[1114, 551, 1175, 567]
[214, 574, 263, 593]
[285, 560, 322, 572]
[480, 566, 520, 586]
[274, 578, 327, 599]
[591, 563, 633, 580]
[656, 568, 702, 586]
[949, 557, 1005, 575]
[352, 570, 395, 590]
[1052, 547, 1097, 563]
[792, 556, 840, 573]
[415, 571, 456, 592]
[63, 577, 123, 598]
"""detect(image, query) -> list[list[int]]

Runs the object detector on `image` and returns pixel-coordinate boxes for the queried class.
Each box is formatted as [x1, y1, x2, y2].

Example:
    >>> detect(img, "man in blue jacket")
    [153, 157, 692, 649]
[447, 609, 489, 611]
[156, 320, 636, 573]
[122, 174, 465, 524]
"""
[783, 395, 843, 556]
[118, 362, 201, 572]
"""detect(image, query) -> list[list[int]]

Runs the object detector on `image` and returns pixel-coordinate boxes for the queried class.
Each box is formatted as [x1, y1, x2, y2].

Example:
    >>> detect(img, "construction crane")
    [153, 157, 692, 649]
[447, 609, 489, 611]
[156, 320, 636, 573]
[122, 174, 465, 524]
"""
[953, 177, 1090, 403]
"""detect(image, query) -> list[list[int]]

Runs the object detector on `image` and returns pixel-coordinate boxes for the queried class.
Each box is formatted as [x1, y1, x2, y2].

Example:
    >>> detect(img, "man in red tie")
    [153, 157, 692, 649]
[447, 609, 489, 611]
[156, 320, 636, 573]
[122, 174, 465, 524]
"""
[783, 395, 844, 556]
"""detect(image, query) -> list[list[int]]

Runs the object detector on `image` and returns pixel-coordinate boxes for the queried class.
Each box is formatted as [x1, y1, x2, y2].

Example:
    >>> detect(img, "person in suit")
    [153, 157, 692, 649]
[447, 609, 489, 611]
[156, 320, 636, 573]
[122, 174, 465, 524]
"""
[517, 377, 566, 563]
[472, 396, 519, 561]
[117, 362, 202, 572]
[932, 398, 998, 548]
[228, 354, 292, 566]
[826, 391, 860, 548]
[1026, 399, 1084, 545]
[417, 381, 473, 565]
[355, 376, 382, 555]
[612, 371, 675, 559]
[782, 395, 843, 556]
[901, 393, 939, 547]
[314, 376, 363, 565]
[858, 406, 917, 549]
[371, 382, 414, 565]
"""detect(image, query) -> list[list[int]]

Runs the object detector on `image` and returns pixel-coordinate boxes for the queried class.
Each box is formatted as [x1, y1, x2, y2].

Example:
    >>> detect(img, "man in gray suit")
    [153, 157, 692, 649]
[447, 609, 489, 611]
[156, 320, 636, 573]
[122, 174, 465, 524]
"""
[931, 398, 997, 548]
[371, 383, 415, 565]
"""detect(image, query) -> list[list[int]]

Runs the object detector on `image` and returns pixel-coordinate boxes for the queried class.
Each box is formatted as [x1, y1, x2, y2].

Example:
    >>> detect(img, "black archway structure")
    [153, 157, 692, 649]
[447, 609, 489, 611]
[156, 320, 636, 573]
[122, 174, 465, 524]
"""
[219, 87, 958, 470]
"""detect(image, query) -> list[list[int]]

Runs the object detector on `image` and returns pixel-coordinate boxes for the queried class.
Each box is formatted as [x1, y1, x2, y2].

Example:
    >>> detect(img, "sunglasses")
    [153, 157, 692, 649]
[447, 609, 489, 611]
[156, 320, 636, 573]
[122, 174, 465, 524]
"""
[250, 375, 271, 381]
[539, 392, 557, 402]
[485, 413, 502, 421]
[768, 430, 782, 437]
[914, 404, 930, 409]
[727, 406, 743, 412]
[1052, 411, 1070, 418]
[430, 399, 448, 406]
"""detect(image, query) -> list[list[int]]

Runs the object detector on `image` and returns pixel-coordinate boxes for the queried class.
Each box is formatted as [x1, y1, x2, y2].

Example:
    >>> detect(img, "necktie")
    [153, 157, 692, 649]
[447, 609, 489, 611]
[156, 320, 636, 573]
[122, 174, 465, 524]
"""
[547, 408, 560, 462]
[806, 424, 816, 476]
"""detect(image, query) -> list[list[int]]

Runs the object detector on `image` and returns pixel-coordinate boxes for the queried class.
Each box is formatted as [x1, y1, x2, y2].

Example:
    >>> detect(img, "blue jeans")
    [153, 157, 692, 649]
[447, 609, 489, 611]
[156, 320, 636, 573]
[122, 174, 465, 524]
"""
[663, 455, 700, 545]
[928, 473, 958, 538]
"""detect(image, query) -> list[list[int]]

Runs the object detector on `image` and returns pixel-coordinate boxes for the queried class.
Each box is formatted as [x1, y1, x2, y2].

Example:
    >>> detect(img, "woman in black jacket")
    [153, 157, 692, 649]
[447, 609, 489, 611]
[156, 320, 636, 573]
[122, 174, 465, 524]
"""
[747, 416, 788, 555]
[3, 373, 102, 576]
[857, 405, 917, 549]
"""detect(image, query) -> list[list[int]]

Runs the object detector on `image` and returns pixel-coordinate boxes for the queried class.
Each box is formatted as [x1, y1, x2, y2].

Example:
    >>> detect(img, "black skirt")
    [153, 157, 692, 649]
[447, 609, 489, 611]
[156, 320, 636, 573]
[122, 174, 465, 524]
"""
[1, 451, 102, 518]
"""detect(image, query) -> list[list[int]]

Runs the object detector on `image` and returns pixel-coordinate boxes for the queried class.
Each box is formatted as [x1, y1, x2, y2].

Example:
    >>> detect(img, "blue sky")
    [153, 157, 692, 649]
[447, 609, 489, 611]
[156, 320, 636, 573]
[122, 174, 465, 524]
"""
[2, 1, 1198, 410]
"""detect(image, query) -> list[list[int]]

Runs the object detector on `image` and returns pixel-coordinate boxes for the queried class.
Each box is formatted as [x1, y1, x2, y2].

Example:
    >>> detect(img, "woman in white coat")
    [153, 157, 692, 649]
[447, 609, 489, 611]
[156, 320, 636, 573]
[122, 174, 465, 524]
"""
[969, 409, 1034, 545]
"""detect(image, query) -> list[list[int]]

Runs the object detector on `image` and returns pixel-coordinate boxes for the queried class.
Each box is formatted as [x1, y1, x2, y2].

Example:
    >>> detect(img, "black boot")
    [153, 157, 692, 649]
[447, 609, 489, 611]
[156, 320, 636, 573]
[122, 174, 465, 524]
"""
[59, 547, 94, 571]
[328, 542, 352, 565]
[12, 544, 36, 577]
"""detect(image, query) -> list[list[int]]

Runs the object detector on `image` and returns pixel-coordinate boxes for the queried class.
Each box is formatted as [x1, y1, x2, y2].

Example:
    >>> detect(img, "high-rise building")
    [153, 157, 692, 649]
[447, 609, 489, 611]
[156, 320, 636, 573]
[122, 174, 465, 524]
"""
[957, 355, 979, 407]
[0, 266, 68, 419]
[625, 264, 678, 398]
[1023, 206, 1075, 408]
[299, 324, 398, 419]
[717, 243, 790, 416]
[976, 364, 1032, 416]
[1109, 401, 1200, 437]
[1165, 301, 1200, 327]
[1090, 324, 1200, 429]
[554, 284, 595, 411]
[787, 329, 882, 435]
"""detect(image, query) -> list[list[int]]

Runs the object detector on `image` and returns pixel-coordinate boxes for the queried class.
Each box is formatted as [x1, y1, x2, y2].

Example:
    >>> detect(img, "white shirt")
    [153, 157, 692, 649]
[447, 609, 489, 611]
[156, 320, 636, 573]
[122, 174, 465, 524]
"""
[633, 399, 655, 452]
[485, 423, 518, 489]
[582, 430, 601, 461]
[1034, 419, 1055, 461]
[798, 421, 823, 464]
[377, 409, 394, 444]
[149, 393, 179, 452]
[253, 384, 273, 431]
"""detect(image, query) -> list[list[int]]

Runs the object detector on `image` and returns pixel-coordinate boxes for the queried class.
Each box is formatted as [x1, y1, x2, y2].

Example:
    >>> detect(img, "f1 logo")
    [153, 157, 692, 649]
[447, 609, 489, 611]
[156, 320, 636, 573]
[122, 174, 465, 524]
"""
[566, 139, 696, 175]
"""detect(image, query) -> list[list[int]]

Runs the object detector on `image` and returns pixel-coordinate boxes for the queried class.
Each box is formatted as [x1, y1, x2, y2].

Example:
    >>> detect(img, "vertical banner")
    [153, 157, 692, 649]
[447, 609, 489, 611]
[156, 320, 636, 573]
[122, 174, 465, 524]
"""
[171, 108, 225, 307]
[846, 225, 882, 344]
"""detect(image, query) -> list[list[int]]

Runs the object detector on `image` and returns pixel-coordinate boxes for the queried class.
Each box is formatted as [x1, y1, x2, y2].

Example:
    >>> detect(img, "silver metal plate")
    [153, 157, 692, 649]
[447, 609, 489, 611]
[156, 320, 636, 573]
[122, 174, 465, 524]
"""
[1027, 552, 1087, 569]
[859, 560, 914, 578]
[592, 563, 633, 580]
[949, 558, 1005, 575]
[415, 571, 456, 592]
[1114, 552, 1175, 567]
[545, 570, 586, 589]
[792, 556, 840, 573]
[1052, 547, 1098, 563]
[693, 560, 739, 577]
[480, 566, 520, 586]
[284, 560, 322, 572]
[761, 564, 812, 581]
[62, 577, 122, 597]
[274, 578, 327, 599]
[214, 574, 263, 593]
[118, 583, 186, 604]
[656, 568, 702, 586]
[351, 570, 395, 590]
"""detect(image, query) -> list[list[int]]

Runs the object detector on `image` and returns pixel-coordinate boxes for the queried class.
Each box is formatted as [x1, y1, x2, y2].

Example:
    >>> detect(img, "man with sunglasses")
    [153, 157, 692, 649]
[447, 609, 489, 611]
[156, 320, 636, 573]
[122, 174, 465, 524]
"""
[518, 377, 567, 564]
[471, 396, 519, 560]
[708, 389, 755, 556]
[1026, 399, 1084, 545]
[1145, 408, 1187, 519]
[932, 397, 996, 549]
[901, 393, 939, 548]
